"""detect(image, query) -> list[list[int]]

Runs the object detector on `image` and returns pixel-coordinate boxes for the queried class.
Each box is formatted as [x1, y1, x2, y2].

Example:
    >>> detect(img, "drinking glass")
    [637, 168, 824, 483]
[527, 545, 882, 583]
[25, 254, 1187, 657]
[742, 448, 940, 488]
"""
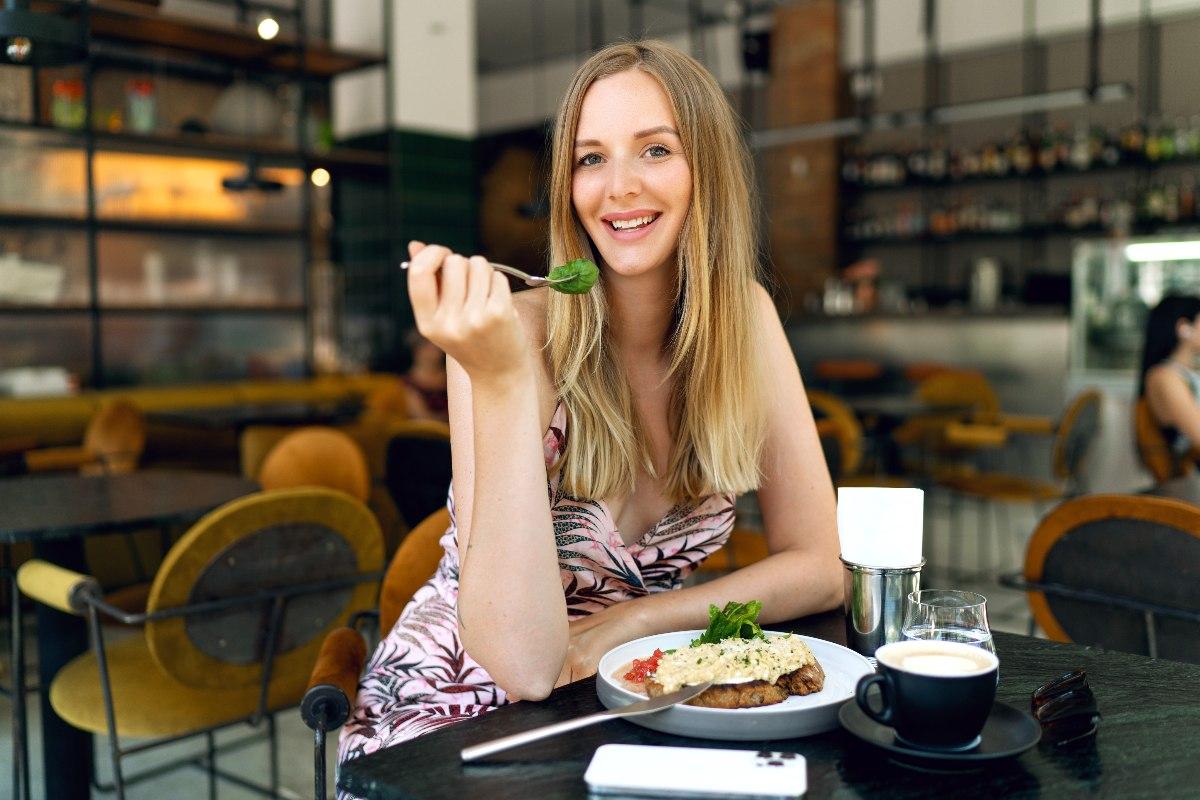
[901, 589, 995, 654]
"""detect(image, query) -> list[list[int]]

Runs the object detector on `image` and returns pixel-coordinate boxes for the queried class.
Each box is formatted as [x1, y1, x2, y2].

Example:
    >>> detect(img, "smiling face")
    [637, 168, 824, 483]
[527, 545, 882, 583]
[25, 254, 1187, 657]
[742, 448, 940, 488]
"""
[571, 69, 692, 281]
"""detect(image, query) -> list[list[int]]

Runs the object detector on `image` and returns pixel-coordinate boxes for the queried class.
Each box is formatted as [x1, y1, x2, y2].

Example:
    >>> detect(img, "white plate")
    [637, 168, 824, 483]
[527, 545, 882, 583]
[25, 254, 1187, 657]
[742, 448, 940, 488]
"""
[596, 630, 873, 741]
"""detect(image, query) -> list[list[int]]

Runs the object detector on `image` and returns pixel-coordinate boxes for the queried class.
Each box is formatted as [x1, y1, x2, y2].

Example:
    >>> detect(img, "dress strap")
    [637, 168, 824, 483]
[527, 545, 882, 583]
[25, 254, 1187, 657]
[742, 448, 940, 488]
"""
[543, 401, 568, 470]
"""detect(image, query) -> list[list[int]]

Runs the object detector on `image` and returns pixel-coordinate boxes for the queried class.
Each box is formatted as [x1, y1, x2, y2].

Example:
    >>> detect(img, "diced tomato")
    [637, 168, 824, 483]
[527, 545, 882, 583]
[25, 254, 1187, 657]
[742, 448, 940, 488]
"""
[623, 649, 665, 683]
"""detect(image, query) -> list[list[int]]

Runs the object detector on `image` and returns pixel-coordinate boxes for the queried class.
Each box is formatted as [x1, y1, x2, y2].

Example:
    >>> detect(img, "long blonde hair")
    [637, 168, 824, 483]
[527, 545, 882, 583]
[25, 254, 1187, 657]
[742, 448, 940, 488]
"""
[546, 40, 767, 504]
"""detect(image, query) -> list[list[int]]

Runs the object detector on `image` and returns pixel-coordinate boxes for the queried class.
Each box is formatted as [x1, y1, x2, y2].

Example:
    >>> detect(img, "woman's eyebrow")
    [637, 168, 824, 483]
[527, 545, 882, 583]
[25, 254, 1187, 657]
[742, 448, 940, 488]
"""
[574, 125, 680, 148]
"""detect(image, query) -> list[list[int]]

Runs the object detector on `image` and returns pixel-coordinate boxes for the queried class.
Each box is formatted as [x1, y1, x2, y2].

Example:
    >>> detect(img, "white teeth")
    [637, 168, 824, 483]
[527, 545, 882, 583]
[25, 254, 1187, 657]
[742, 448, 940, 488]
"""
[610, 214, 657, 230]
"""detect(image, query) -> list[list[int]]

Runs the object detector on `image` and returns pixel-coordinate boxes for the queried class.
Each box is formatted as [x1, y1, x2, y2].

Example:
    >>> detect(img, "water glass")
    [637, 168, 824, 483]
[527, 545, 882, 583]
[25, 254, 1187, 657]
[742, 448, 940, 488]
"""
[901, 589, 995, 654]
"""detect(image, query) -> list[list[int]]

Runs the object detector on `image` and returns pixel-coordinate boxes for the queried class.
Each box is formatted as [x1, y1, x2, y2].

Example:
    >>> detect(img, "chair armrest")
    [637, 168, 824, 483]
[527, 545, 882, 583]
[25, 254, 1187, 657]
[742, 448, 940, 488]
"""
[301, 626, 367, 732]
[24, 446, 96, 473]
[943, 421, 1008, 449]
[17, 559, 101, 614]
[1000, 414, 1056, 436]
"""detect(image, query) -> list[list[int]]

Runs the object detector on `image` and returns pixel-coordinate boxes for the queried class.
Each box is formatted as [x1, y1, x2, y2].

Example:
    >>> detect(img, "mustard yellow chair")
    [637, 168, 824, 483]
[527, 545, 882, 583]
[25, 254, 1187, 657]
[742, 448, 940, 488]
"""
[935, 390, 1102, 578]
[807, 390, 913, 488]
[258, 426, 372, 503]
[694, 526, 771, 575]
[19, 398, 159, 617]
[17, 487, 383, 799]
[23, 397, 145, 475]
[301, 506, 449, 798]
[253, 424, 406, 556]
[1134, 396, 1195, 483]
[344, 378, 413, 479]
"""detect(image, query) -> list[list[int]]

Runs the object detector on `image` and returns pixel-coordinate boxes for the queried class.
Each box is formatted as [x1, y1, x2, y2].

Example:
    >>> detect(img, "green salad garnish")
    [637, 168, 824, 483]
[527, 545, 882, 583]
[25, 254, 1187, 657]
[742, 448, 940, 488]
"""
[547, 258, 599, 294]
[690, 600, 768, 647]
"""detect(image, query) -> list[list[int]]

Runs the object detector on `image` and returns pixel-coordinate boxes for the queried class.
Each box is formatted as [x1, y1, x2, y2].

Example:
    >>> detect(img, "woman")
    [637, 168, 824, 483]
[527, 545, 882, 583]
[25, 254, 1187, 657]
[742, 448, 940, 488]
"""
[339, 40, 841, 766]
[1140, 294, 1200, 455]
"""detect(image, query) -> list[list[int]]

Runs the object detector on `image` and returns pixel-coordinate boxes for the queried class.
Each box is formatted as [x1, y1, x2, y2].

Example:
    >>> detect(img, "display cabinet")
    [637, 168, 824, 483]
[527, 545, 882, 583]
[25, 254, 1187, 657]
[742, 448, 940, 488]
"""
[0, 0, 390, 392]
[1070, 234, 1200, 378]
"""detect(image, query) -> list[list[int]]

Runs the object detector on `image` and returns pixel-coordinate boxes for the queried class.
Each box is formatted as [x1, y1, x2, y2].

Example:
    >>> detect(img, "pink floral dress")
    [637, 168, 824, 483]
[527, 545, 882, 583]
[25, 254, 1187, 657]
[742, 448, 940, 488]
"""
[338, 402, 735, 766]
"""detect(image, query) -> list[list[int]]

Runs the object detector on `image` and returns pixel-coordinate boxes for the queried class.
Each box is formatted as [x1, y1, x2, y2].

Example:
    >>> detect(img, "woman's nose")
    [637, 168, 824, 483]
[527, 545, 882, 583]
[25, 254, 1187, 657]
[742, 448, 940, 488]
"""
[606, 158, 641, 199]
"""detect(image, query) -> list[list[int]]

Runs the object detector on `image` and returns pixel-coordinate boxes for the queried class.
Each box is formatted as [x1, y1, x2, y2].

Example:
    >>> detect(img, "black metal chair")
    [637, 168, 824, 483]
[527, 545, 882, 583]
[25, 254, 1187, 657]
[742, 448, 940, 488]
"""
[382, 420, 452, 531]
[16, 487, 384, 799]
[1002, 493, 1200, 662]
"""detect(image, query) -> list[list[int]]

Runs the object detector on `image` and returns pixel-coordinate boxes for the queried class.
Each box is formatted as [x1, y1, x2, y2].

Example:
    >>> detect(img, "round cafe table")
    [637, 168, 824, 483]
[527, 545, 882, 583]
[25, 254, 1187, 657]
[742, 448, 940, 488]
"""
[0, 469, 258, 800]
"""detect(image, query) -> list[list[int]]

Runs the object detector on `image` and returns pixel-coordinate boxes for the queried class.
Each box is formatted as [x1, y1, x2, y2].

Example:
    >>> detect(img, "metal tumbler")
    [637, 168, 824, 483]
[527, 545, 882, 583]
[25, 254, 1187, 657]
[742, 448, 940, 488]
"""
[841, 557, 925, 657]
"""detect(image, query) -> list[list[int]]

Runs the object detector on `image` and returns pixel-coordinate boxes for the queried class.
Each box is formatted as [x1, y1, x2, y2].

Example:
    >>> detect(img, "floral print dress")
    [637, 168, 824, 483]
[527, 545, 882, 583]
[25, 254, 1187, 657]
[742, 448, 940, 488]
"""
[338, 402, 735, 766]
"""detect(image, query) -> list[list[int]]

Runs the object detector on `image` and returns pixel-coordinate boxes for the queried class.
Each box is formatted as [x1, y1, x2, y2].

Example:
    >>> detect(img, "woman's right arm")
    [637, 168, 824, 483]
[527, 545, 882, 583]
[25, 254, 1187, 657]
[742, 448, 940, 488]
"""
[1146, 366, 1200, 450]
[407, 242, 567, 700]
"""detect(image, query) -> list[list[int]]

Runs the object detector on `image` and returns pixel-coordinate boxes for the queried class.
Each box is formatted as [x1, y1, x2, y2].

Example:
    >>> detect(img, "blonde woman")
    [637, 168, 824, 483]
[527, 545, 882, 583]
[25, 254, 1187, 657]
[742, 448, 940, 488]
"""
[339, 40, 840, 767]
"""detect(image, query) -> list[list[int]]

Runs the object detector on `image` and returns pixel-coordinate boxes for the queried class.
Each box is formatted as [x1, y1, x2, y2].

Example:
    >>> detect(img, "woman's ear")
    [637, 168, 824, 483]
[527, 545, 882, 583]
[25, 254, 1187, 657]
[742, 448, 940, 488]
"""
[1179, 319, 1194, 341]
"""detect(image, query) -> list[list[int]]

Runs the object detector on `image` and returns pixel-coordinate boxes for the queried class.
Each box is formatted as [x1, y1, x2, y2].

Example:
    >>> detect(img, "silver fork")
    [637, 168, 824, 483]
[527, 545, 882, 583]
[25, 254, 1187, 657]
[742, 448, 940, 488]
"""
[399, 260, 567, 288]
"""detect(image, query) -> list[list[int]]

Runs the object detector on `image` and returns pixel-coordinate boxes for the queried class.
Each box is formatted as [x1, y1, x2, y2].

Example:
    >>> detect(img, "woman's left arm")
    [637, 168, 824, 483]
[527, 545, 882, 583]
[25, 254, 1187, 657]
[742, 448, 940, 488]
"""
[557, 286, 843, 683]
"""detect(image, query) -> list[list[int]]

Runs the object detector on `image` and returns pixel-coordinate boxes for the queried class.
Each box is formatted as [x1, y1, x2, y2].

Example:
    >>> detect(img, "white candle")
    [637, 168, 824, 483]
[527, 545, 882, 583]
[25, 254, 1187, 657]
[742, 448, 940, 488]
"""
[837, 487, 924, 568]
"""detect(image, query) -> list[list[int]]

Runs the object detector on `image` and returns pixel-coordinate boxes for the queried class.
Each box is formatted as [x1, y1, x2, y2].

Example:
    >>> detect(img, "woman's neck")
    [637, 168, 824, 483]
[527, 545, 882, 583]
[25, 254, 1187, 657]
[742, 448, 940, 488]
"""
[1167, 345, 1197, 369]
[604, 266, 677, 356]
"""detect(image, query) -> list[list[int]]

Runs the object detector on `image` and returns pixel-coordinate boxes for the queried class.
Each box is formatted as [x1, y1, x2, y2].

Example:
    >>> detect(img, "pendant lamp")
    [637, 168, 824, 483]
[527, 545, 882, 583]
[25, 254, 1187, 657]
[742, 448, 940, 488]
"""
[0, 0, 86, 67]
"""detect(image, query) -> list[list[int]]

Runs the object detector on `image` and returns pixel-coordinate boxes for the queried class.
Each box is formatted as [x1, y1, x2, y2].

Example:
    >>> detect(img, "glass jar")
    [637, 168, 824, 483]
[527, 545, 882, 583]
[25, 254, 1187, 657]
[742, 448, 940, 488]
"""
[126, 78, 156, 134]
[50, 79, 85, 130]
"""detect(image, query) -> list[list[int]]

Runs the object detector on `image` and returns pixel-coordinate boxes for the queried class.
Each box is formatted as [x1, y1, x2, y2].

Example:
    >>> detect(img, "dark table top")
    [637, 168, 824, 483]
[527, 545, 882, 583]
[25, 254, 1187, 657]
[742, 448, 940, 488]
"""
[0, 469, 258, 543]
[146, 400, 361, 431]
[340, 611, 1200, 799]
[1144, 474, 1200, 506]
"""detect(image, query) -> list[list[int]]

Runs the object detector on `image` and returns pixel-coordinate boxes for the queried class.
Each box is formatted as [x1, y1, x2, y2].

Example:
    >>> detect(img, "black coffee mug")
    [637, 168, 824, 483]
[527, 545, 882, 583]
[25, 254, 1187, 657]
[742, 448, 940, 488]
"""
[855, 639, 999, 752]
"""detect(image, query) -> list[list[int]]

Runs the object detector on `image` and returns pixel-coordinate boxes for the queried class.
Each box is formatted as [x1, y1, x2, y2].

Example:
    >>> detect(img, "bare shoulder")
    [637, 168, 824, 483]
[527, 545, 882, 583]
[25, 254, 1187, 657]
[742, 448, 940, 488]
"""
[1146, 363, 1187, 393]
[749, 281, 788, 349]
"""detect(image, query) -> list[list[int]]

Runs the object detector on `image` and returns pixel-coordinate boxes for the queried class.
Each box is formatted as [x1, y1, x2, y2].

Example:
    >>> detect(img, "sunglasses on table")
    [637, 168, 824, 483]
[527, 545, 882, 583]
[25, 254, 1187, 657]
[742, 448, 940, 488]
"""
[1031, 669, 1101, 746]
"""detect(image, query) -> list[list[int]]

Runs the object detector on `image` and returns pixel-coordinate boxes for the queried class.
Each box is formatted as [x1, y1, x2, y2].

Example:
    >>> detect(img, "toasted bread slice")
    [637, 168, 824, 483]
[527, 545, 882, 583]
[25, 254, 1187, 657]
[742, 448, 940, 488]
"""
[644, 660, 825, 709]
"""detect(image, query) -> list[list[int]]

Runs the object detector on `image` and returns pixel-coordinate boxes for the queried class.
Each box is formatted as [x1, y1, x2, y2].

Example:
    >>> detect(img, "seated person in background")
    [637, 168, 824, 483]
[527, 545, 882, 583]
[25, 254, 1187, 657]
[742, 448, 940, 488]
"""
[337, 40, 841, 773]
[1140, 294, 1200, 455]
[402, 330, 449, 423]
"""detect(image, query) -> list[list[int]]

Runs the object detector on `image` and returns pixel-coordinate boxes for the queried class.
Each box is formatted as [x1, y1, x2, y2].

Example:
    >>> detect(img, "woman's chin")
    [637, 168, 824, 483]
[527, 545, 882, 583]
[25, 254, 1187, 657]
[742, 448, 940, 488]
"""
[596, 253, 675, 281]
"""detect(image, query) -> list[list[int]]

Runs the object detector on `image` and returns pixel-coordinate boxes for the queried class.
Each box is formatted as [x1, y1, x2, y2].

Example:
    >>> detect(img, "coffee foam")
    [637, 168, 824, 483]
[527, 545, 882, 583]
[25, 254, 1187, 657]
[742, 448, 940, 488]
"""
[877, 641, 996, 676]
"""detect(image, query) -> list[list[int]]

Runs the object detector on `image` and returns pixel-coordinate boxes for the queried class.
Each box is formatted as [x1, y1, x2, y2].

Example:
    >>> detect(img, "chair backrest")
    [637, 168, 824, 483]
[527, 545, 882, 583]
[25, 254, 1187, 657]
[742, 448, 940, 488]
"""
[383, 420, 452, 529]
[1024, 494, 1200, 663]
[807, 390, 863, 477]
[1134, 397, 1194, 482]
[379, 506, 450, 633]
[358, 377, 411, 428]
[145, 487, 384, 690]
[915, 370, 1000, 418]
[1051, 389, 1102, 486]
[258, 426, 371, 503]
[83, 398, 146, 473]
[239, 424, 292, 480]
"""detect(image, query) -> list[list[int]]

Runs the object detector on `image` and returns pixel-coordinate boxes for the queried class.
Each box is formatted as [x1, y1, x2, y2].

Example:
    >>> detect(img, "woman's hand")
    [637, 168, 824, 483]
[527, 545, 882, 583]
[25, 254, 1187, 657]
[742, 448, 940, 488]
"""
[555, 602, 650, 687]
[406, 241, 528, 384]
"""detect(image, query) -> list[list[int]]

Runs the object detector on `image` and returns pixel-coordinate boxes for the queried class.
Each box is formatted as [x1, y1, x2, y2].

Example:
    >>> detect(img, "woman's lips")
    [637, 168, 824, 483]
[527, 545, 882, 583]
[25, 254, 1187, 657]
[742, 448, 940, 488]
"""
[603, 213, 661, 242]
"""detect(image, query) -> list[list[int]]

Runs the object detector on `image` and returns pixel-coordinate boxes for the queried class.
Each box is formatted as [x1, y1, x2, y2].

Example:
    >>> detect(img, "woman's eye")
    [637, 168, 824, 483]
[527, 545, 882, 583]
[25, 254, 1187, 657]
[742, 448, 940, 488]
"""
[577, 152, 603, 167]
[646, 145, 671, 158]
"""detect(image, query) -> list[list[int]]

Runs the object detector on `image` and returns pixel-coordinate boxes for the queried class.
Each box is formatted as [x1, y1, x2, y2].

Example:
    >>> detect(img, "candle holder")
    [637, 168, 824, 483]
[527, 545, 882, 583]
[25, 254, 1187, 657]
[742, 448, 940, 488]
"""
[841, 557, 925, 657]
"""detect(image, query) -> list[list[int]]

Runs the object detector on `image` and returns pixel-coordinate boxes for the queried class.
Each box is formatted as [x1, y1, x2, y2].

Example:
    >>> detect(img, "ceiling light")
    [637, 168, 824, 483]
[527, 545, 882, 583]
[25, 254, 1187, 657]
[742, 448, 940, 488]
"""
[0, 1, 86, 66]
[310, 168, 330, 187]
[1124, 241, 1200, 263]
[256, 14, 280, 41]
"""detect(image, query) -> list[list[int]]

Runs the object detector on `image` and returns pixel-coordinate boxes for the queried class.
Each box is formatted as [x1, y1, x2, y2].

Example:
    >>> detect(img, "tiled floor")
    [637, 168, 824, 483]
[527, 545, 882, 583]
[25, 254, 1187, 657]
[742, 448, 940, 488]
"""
[0, 486, 1040, 799]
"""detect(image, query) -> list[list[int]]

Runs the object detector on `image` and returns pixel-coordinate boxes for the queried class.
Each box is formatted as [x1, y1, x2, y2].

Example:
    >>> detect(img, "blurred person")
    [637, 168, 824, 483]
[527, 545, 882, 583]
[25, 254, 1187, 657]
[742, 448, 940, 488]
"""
[402, 330, 449, 423]
[339, 40, 841, 772]
[1140, 294, 1200, 455]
